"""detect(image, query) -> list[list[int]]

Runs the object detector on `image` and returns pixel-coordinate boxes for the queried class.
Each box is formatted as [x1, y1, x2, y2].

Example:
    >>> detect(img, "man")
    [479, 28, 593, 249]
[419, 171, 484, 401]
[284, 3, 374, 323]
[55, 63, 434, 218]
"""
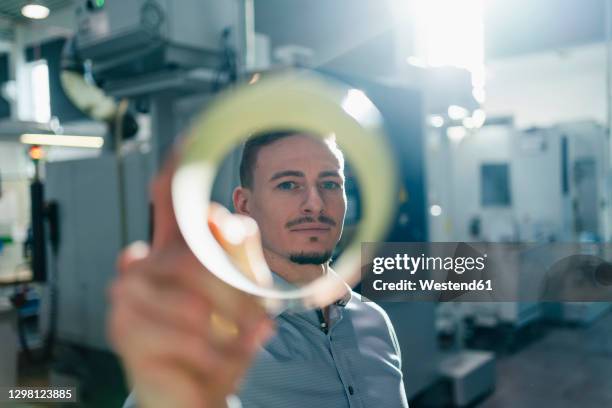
[112, 131, 408, 407]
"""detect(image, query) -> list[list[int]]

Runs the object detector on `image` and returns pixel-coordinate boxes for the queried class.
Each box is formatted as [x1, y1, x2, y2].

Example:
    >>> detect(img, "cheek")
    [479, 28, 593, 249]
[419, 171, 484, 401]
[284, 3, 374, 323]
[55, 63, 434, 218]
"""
[325, 192, 347, 217]
[250, 196, 291, 235]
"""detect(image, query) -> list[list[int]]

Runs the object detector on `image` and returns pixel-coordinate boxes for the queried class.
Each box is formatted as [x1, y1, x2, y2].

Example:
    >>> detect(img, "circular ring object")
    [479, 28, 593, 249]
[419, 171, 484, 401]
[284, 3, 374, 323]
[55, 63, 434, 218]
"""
[172, 71, 397, 310]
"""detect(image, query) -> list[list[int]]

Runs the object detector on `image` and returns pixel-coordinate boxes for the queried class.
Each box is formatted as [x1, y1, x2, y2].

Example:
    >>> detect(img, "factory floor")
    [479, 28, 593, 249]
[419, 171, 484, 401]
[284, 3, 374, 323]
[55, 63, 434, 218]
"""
[477, 309, 612, 408]
[11, 343, 128, 408]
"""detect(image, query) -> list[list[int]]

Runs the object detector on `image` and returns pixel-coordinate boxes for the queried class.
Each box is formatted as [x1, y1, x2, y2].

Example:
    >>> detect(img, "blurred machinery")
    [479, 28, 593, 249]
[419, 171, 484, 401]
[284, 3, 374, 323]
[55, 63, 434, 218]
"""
[426, 120, 611, 338]
[427, 120, 607, 250]
[30, 0, 251, 402]
[74, 0, 244, 80]
[42, 0, 248, 348]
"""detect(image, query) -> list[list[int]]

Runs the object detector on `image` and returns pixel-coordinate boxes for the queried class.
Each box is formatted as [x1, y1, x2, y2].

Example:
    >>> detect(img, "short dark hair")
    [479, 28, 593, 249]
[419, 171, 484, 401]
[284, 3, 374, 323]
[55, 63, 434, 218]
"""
[239, 130, 345, 189]
[239, 130, 299, 189]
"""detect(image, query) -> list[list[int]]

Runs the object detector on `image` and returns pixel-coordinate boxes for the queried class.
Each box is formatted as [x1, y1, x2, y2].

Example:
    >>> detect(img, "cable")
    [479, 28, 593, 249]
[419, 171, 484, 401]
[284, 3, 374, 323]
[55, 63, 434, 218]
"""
[10, 205, 61, 363]
[44, 248, 59, 360]
[12, 284, 34, 362]
[212, 27, 239, 93]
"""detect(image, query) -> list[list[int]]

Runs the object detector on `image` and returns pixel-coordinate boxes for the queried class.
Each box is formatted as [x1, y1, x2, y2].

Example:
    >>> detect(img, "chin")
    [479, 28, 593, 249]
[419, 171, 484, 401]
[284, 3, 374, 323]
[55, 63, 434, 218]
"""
[289, 250, 334, 265]
[288, 244, 335, 257]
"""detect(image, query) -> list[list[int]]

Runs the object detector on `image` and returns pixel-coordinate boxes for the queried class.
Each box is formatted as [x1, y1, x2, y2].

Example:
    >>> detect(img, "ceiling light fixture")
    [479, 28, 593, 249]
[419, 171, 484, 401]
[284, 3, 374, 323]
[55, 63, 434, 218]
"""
[20, 134, 104, 148]
[21, 2, 50, 20]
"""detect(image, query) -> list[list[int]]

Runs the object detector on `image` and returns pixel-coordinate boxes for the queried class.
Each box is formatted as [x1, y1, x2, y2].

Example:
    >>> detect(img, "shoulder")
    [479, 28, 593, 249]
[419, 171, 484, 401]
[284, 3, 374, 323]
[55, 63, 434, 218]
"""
[346, 291, 402, 364]
[348, 291, 393, 326]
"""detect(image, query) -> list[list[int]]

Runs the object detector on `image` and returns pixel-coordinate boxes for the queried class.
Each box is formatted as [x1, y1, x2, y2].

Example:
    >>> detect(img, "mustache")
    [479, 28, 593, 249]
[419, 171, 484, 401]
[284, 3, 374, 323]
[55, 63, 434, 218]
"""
[286, 215, 337, 228]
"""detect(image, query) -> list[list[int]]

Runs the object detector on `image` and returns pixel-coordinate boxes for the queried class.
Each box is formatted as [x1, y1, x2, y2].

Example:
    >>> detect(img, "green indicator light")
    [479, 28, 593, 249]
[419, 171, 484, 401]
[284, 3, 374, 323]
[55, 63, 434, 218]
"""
[95, 0, 105, 8]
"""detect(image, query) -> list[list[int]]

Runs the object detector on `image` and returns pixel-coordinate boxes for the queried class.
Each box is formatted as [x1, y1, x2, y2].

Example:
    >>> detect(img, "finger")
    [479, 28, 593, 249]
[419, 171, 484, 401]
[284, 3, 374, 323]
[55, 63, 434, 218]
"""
[114, 302, 263, 403]
[110, 271, 273, 357]
[117, 241, 151, 275]
[208, 203, 273, 288]
[109, 282, 274, 404]
[117, 272, 213, 341]
[133, 248, 270, 333]
[111, 297, 224, 378]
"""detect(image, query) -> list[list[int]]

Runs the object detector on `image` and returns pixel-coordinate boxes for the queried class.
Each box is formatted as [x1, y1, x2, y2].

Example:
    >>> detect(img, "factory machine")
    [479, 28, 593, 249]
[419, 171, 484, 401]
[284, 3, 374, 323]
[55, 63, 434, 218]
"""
[426, 119, 611, 336]
[30, 0, 250, 403]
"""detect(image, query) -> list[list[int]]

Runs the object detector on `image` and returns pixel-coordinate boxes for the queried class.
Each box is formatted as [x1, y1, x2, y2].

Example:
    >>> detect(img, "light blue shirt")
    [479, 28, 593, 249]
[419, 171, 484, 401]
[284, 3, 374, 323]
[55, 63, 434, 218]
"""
[123, 274, 408, 408]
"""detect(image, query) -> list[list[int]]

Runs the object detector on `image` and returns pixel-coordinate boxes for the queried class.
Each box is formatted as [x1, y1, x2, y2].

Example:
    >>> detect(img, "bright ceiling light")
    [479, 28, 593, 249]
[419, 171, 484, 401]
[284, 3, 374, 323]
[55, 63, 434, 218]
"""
[341, 88, 379, 126]
[448, 105, 469, 120]
[21, 3, 50, 20]
[21, 134, 104, 148]
[428, 114, 445, 128]
[430, 205, 442, 217]
[472, 109, 487, 128]
[406, 56, 427, 68]
[412, 0, 485, 88]
[446, 126, 467, 143]
[403, 0, 486, 104]
[462, 117, 475, 129]
[472, 87, 486, 104]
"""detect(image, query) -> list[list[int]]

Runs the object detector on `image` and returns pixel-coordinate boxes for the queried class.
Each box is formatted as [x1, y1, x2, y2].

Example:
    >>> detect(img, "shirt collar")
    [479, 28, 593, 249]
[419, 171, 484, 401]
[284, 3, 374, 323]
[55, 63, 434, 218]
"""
[270, 269, 352, 317]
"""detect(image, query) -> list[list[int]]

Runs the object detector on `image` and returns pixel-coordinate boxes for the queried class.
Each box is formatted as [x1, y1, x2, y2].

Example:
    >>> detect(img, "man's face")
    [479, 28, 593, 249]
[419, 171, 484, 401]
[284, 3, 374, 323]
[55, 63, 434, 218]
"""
[241, 135, 346, 264]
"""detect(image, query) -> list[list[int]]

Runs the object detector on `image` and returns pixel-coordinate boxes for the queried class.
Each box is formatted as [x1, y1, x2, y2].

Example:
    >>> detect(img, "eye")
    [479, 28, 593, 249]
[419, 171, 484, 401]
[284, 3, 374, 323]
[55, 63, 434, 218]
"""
[321, 181, 341, 190]
[277, 181, 299, 190]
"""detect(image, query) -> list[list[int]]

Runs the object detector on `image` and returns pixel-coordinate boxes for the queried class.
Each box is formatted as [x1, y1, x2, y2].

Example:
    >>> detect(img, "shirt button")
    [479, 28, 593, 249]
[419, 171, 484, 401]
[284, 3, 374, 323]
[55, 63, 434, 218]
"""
[348, 386, 354, 395]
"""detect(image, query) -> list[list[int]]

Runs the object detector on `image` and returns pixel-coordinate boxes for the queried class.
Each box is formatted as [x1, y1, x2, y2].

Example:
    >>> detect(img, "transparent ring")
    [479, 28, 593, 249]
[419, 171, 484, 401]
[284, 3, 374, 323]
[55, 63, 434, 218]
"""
[172, 71, 397, 310]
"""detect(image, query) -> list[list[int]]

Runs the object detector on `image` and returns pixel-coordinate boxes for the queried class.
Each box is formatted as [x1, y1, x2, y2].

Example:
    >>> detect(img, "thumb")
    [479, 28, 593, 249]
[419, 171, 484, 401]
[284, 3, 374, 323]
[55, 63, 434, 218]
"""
[208, 203, 273, 288]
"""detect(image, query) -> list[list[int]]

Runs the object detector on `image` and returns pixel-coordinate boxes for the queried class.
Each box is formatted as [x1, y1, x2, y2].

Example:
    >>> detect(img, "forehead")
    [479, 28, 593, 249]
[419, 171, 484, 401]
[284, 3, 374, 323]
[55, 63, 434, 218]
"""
[254, 134, 342, 177]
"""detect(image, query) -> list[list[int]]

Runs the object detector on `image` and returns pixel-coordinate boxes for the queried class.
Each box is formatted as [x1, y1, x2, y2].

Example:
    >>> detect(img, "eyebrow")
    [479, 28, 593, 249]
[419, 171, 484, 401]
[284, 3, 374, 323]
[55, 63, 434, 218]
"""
[269, 170, 343, 182]
[269, 170, 304, 182]
[319, 170, 342, 178]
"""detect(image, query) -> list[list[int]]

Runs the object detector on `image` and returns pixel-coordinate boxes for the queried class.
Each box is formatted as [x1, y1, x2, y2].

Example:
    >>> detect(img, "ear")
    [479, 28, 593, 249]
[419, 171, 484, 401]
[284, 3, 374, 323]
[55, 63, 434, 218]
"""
[233, 186, 251, 215]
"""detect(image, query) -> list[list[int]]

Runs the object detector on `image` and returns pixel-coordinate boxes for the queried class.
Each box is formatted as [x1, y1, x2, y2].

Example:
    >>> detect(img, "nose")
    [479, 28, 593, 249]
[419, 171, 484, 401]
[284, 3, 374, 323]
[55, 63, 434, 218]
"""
[300, 185, 325, 216]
